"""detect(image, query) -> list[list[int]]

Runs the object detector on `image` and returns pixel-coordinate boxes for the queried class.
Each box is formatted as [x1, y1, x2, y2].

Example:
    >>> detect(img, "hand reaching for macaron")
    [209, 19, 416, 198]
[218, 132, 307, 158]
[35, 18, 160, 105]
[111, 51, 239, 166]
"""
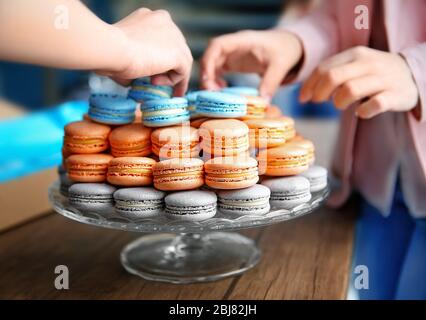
[200, 29, 303, 101]
[106, 8, 193, 96]
[0, 1, 193, 97]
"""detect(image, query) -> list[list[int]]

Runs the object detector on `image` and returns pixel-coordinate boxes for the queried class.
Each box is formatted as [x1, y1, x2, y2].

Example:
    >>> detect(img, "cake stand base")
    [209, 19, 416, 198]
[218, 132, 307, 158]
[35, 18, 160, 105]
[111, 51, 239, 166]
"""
[120, 232, 261, 284]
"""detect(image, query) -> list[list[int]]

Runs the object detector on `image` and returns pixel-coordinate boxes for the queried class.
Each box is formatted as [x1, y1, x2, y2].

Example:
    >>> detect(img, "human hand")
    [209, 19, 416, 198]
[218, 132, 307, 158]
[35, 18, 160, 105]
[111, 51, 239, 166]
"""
[100, 8, 193, 96]
[200, 29, 303, 100]
[300, 46, 419, 119]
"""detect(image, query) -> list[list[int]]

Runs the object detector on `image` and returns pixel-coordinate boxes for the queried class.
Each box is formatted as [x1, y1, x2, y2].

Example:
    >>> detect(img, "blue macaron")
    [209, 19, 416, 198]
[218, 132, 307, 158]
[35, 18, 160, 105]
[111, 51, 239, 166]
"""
[141, 97, 190, 127]
[222, 86, 259, 97]
[88, 94, 137, 125]
[113, 187, 166, 219]
[68, 183, 116, 213]
[217, 184, 271, 215]
[128, 77, 173, 102]
[262, 176, 311, 210]
[185, 90, 209, 118]
[196, 91, 247, 118]
[165, 190, 217, 221]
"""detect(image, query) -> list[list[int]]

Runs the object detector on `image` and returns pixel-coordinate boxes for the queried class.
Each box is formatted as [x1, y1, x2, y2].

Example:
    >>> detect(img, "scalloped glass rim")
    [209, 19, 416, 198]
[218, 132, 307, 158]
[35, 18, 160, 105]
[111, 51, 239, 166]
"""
[48, 181, 329, 233]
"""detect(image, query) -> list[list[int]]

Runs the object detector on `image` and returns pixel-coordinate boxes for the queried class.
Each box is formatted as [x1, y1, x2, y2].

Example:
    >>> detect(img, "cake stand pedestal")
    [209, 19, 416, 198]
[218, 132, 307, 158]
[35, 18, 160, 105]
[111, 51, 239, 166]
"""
[49, 182, 328, 284]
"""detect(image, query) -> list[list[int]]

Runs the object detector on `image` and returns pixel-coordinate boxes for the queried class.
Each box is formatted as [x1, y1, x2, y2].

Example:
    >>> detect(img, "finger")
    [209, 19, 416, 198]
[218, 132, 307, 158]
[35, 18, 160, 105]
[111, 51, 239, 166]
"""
[310, 61, 370, 103]
[200, 41, 225, 90]
[170, 66, 191, 97]
[109, 76, 131, 87]
[333, 75, 389, 109]
[259, 61, 289, 101]
[173, 80, 188, 97]
[201, 36, 239, 90]
[151, 73, 174, 86]
[356, 91, 392, 119]
[300, 47, 363, 103]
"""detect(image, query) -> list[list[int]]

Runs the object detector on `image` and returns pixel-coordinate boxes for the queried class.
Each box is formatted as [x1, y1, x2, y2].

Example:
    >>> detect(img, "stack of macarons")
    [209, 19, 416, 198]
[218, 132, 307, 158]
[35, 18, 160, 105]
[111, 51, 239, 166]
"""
[59, 80, 327, 222]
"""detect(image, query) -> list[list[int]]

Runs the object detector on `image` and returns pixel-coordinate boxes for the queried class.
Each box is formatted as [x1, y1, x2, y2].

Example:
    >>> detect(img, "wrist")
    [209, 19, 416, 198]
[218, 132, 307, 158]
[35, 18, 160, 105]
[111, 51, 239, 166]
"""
[272, 29, 303, 69]
[103, 24, 133, 74]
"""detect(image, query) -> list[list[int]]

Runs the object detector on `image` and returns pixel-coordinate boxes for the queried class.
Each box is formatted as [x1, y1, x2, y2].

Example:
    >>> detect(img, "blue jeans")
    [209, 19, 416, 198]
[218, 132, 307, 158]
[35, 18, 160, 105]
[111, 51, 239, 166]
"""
[352, 186, 426, 299]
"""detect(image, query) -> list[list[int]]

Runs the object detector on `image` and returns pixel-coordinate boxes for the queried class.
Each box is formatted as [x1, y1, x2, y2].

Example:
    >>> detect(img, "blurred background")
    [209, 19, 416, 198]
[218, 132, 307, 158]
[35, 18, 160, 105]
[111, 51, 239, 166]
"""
[0, 0, 338, 204]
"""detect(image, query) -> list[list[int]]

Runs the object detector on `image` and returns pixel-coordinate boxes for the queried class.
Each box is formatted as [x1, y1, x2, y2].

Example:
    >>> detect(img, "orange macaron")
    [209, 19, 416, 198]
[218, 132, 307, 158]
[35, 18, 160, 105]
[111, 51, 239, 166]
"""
[63, 120, 111, 154]
[285, 138, 315, 165]
[153, 158, 204, 191]
[151, 125, 200, 160]
[199, 119, 249, 157]
[204, 156, 259, 189]
[107, 156, 156, 186]
[109, 123, 152, 157]
[277, 116, 296, 141]
[66, 154, 113, 182]
[244, 118, 289, 149]
[258, 145, 309, 176]
[240, 96, 268, 120]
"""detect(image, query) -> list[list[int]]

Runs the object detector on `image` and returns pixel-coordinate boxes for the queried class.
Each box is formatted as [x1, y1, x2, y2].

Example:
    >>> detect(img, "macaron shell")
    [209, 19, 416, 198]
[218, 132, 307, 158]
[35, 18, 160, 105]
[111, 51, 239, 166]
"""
[239, 96, 268, 120]
[89, 94, 137, 125]
[204, 156, 259, 190]
[199, 119, 249, 156]
[258, 145, 309, 176]
[141, 97, 190, 127]
[199, 119, 249, 137]
[262, 176, 311, 209]
[66, 154, 113, 182]
[151, 125, 200, 159]
[113, 187, 165, 219]
[244, 119, 288, 148]
[269, 192, 311, 209]
[300, 165, 328, 192]
[107, 157, 156, 186]
[164, 190, 217, 221]
[64, 120, 111, 154]
[153, 158, 204, 191]
[285, 139, 315, 164]
[217, 184, 271, 215]
[109, 123, 152, 157]
[196, 91, 247, 118]
[221, 86, 259, 96]
[68, 183, 116, 212]
[128, 77, 173, 102]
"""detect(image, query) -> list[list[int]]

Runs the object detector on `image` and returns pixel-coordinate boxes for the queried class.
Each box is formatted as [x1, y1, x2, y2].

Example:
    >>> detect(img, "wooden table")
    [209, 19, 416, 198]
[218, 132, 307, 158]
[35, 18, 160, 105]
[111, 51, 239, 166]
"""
[0, 203, 356, 300]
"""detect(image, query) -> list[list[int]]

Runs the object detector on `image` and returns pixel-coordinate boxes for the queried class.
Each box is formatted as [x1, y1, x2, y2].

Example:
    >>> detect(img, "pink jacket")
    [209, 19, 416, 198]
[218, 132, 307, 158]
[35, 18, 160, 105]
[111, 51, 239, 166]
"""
[283, 0, 426, 207]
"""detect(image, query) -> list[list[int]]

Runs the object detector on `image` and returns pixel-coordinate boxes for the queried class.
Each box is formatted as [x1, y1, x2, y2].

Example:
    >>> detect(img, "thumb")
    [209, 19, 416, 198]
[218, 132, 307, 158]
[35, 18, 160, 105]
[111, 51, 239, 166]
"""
[259, 62, 289, 101]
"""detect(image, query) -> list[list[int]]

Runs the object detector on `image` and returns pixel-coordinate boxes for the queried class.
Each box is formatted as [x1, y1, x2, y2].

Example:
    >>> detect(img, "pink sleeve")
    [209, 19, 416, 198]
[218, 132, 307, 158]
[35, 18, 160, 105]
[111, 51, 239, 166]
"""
[400, 43, 426, 123]
[279, 1, 340, 82]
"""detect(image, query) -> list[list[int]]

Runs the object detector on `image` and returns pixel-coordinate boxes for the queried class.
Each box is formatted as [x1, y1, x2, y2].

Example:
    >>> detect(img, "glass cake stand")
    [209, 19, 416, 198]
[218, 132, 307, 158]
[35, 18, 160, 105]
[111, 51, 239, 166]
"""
[48, 181, 328, 284]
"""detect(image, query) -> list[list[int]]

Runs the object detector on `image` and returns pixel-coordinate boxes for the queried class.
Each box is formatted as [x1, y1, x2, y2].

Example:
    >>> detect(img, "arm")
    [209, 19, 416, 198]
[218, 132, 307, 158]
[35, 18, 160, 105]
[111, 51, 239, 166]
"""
[0, 0, 192, 94]
[0, 0, 124, 71]
[280, 0, 341, 82]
